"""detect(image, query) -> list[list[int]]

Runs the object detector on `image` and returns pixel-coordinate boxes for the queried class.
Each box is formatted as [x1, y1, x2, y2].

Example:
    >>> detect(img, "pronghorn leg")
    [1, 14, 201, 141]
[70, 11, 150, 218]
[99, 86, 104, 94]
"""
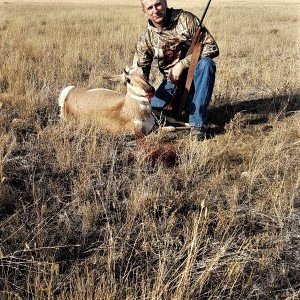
[152, 109, 190, 128]
[164, 116, 190, 127]
[160, 126, 191, 132]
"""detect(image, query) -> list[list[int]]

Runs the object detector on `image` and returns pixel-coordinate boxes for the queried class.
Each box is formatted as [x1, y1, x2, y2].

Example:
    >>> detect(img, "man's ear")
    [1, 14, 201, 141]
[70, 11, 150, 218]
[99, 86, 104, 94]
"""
[141, 2, 147, 15]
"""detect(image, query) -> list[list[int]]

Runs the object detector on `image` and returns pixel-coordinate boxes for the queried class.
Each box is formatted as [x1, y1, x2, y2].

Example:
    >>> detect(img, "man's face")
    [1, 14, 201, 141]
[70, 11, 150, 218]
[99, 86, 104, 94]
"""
[142, 0, 168, 28]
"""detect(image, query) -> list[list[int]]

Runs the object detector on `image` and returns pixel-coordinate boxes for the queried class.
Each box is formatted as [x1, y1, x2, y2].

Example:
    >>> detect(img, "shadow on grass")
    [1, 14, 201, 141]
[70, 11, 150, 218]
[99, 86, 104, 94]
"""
[207, 93, 300, 135]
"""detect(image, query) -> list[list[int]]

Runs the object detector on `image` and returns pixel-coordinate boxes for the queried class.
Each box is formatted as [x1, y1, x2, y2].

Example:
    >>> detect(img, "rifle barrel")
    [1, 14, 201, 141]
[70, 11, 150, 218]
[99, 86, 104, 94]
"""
[199, 0, 212, 26]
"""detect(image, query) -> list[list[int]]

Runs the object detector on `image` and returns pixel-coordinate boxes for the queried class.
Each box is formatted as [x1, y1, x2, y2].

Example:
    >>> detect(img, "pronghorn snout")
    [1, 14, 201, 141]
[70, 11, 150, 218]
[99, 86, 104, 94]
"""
[148, 86, 155, 95]
[146, 86, 155, 100]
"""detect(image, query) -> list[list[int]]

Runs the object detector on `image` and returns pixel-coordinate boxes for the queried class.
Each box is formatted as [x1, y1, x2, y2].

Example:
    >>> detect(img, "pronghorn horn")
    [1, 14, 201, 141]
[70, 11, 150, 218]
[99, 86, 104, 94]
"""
[102, 70, 128, 83]
[102, 74, 125, 83]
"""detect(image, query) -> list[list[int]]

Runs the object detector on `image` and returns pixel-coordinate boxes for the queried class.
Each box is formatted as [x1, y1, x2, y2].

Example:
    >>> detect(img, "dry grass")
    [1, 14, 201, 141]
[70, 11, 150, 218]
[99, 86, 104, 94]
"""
[0, 1, 299, 299]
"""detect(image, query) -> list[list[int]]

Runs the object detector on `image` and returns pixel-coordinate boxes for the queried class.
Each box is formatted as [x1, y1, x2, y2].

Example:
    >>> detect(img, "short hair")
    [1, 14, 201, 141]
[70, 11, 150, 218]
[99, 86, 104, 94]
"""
[141, 0, 167, 6]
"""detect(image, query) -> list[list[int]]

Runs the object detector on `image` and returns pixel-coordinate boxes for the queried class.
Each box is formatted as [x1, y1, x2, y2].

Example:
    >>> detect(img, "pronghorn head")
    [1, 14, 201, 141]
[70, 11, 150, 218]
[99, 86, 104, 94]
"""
[103, 67, 155, 100]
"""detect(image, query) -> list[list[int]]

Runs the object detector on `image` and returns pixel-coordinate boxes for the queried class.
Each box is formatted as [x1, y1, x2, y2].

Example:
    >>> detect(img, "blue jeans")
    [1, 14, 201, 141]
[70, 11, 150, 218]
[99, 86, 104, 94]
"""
[151, 57, 216, 127]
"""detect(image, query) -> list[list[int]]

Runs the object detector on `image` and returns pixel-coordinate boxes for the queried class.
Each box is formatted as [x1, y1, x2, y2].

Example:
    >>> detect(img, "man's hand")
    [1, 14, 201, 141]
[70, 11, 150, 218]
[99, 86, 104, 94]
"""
[168, 61, 184, 84]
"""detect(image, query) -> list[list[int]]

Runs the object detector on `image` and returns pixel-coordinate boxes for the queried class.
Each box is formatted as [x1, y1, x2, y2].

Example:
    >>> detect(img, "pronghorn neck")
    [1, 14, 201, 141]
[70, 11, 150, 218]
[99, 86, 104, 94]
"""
[125, 83, 155, 134]
[126, 83, 150, 104]
[127, 92, 149, 103]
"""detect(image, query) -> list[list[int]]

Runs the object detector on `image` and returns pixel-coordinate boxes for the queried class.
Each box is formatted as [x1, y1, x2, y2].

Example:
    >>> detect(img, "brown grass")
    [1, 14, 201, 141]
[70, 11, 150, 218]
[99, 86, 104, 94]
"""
[0, 1, 299, 299]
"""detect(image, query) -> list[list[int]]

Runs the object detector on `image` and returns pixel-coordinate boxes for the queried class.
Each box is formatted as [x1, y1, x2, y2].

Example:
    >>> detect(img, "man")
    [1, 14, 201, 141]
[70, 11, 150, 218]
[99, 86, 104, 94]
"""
[135, 0, 219, 139]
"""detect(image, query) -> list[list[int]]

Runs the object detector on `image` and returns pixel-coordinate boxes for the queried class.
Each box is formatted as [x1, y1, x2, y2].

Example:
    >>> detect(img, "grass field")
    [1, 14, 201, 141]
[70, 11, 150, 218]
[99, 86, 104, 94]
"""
[3, 0, 300, 5]
[0, 0, 299, 299]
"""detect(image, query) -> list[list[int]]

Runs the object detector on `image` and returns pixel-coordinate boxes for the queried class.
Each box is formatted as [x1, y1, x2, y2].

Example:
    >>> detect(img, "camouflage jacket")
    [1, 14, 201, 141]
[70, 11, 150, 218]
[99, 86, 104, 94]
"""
[135, 8, 219, 79]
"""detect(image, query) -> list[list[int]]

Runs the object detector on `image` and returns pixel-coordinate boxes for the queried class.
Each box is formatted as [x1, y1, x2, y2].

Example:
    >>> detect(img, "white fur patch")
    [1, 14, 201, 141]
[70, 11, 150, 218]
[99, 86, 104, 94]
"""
[133, 120, 143, 127]
[127, 92, 149, 104]
[139, 105, 152, 114]
[58, 85, 75, 119]
[133, 116, 155, 134]
[87, 88, 115, 93]
[127, 83, 146, 97]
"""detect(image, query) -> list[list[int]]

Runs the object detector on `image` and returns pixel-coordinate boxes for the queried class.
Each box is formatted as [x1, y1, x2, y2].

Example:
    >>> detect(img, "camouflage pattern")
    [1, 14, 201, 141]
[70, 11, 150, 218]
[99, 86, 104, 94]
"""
[135, 8, 219, 79]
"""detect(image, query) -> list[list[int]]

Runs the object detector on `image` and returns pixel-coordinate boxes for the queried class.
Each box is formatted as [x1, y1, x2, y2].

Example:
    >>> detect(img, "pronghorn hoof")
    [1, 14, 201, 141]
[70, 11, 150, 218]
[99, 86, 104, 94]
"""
[161, 126, 176, 132]
[161, 126, 191, 132]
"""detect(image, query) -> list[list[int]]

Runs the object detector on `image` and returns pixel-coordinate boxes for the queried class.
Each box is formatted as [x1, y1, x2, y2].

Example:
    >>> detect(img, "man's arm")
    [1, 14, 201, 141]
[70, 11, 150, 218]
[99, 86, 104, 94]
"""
[134, 32, 154, 80]
[180, 26, 219, 69]
[169, 12, 218, 83]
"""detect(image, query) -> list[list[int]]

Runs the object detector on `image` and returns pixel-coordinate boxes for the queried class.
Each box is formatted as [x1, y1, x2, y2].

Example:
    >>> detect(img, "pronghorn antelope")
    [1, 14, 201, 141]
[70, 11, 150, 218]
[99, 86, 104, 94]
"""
[58, 67, 189, 135]
[58, 68, 158, 135]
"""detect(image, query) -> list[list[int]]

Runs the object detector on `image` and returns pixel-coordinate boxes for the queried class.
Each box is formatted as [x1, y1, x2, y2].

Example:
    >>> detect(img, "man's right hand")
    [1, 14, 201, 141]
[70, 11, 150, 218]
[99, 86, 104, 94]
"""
[168, 61, 184, 84]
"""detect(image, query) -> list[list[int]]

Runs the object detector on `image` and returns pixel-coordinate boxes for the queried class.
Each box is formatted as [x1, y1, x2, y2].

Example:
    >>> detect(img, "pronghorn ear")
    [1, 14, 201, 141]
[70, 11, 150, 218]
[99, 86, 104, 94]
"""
[102, 71, 127, 83]
[123, 67, 131, 83]
[124, 66, 130, 75]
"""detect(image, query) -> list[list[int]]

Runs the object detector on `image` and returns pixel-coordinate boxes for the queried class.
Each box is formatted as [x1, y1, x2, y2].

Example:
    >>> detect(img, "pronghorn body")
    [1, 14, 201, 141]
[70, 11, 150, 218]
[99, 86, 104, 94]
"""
[58, 69, 156, 135]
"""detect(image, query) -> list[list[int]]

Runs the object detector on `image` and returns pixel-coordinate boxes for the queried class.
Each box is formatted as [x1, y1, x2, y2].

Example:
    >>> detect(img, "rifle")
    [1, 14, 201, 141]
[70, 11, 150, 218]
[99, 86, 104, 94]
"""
[169, 0, 212, 121]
